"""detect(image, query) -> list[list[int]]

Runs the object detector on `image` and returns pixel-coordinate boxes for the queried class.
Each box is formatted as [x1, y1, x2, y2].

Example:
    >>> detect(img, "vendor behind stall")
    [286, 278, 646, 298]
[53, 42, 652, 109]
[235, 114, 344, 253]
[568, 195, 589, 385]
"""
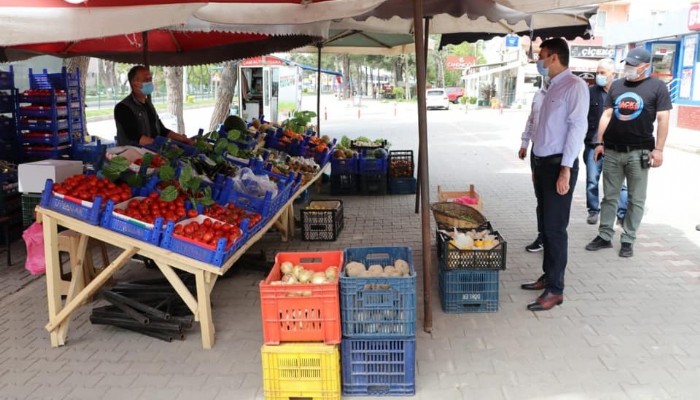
[114, 65, 192, 146]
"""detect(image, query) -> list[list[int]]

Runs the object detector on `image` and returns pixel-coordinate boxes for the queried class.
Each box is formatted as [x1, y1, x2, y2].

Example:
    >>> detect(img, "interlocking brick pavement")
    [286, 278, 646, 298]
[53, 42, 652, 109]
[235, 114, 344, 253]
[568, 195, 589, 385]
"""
[0, 100, 699, 399]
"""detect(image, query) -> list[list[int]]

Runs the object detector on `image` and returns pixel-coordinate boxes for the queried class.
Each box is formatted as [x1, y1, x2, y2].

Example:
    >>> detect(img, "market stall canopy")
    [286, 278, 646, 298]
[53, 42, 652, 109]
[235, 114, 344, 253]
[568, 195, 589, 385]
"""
[0, 30, 319, 66]
[294, 29, 417, 55]
[0, 0, 388, 46]
[439, 6, 596, 46]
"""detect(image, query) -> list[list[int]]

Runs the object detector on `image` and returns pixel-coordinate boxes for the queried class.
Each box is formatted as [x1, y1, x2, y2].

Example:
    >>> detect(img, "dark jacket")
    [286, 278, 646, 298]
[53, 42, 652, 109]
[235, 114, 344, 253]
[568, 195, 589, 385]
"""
[114, 94, 169, 146]
[585, 84, 607, 144]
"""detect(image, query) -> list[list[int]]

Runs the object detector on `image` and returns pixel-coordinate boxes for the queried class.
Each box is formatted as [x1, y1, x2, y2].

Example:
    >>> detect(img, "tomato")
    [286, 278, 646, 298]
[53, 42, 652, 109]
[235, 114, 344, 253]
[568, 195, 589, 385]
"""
[187, 209, 198, 218]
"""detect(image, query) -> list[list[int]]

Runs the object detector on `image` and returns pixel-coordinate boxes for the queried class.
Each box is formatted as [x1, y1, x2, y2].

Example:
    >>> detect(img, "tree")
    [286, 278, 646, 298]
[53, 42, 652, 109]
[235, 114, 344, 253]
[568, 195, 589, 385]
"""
[164, 66, 184, 134]
[63, 57, 90, 139]
[209, 61, 238, 131]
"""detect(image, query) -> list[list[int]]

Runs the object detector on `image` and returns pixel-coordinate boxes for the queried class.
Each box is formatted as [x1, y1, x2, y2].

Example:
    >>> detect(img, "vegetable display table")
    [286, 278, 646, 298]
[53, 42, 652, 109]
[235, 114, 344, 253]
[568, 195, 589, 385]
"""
[38, 164, 328, 349]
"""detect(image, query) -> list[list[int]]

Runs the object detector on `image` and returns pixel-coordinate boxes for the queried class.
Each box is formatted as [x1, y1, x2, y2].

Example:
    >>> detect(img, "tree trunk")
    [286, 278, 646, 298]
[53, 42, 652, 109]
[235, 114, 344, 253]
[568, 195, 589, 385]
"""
[209, 61, 238, 131]
[342, 54, 351, 99]
[164, 66, 184, 134]
[63, 56, 90, 140]
[404, 55, 410, 100]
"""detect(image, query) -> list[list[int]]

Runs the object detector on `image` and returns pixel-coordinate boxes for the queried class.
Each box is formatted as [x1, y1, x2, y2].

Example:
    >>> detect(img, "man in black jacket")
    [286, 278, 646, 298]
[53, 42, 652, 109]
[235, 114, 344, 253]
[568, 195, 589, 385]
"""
[114, 65, 192, 146]
[584, 58, 628, 226]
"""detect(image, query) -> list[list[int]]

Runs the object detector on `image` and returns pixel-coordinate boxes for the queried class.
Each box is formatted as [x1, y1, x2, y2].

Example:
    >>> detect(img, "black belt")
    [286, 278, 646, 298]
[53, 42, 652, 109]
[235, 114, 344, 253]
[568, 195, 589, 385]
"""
[604, 143, 651, 152]
[532, 153, 562, 166]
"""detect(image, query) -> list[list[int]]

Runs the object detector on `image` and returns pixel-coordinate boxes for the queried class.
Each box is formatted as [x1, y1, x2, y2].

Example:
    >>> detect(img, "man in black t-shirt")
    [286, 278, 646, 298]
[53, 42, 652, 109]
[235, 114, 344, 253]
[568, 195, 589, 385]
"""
[585, 48, 672, 257]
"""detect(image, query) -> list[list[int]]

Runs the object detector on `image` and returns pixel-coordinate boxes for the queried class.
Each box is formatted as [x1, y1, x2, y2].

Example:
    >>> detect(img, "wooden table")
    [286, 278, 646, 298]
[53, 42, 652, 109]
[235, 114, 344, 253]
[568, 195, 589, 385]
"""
[39, 165, 328, 349]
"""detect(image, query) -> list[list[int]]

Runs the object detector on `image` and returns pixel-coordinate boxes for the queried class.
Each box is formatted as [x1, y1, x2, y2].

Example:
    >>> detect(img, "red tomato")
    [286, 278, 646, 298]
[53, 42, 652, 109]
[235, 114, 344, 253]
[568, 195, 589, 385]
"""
[187, 209, 198, 218]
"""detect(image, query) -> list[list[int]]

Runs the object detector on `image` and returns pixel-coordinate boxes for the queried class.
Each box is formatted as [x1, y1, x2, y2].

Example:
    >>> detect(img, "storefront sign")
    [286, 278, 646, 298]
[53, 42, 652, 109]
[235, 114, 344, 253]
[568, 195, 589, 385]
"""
[241, 56, 286, 67]
[684, 35, 697, 67]
[505, 35, 519, 47]
[446, 55, 476, 70]
[688, 4, 700, 30]
[570, 45, 614, 59]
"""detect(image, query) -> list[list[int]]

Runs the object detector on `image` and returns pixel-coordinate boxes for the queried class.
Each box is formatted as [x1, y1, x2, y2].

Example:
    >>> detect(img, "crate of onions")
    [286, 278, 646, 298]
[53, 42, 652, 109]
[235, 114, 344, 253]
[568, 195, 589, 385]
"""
[259, 251, 343, 345]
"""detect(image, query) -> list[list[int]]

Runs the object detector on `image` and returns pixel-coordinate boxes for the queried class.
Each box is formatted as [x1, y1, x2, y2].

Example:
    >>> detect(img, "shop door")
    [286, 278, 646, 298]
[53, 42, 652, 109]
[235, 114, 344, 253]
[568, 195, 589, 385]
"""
[650, 42, 679, 84]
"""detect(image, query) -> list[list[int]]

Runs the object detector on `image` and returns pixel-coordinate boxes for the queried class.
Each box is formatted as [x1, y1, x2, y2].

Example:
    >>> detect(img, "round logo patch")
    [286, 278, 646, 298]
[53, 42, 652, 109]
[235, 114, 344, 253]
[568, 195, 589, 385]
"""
[614, 92, 643, 121]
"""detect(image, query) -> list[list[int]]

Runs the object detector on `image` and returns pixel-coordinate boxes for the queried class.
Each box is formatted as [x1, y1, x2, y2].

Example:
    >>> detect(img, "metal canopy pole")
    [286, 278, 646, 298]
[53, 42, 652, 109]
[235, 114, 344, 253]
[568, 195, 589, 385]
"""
[316, 43, 323, 135]
[412, 0, 432, 333]
[142, 31, 150, 68]
[414, 16, 430, 215]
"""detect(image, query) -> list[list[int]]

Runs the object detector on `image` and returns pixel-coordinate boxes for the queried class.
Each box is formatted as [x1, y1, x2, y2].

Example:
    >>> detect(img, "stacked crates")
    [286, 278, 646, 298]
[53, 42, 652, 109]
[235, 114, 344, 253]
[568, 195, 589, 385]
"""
[259, 251, 343, 400]
[330, 154, 358, 195]
[436, 222, 507, 313]
[0, 66, 19, 163]
[388, 150, 417, 195]
[17, 67, 84, 161]
[300, 199, 344, 241]
[340, 246, 417, 396]
[357, 150, 387, 195]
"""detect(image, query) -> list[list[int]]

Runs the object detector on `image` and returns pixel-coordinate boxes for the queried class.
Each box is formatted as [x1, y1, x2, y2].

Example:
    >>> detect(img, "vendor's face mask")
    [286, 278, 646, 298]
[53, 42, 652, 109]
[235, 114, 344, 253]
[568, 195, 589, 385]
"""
[141, 81, 154, 95]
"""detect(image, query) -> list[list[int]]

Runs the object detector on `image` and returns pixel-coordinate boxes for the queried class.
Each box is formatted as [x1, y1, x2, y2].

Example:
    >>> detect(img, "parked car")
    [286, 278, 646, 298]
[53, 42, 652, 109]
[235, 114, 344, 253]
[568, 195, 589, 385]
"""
[445, 87, 464, 103]
[426, 88, 450, 110]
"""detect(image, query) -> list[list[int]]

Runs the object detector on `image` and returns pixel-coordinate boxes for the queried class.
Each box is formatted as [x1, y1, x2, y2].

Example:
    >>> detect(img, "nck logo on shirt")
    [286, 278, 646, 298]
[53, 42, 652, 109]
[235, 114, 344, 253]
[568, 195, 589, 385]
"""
[614, 92, 644, 121]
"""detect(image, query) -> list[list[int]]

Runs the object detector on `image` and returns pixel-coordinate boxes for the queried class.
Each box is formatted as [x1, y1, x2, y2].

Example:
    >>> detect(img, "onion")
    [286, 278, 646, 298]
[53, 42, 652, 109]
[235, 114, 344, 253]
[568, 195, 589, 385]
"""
[311, 272, 327, 284]
[325, 266, 338, 281]
[280, 261, 294, 275]
[292, 264, 304, 279]
[298, 270, 313, 283]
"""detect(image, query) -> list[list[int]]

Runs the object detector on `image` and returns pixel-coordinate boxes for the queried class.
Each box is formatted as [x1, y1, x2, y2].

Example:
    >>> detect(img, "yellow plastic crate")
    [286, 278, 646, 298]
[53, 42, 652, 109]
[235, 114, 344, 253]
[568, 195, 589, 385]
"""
[261, 343, 340, 400]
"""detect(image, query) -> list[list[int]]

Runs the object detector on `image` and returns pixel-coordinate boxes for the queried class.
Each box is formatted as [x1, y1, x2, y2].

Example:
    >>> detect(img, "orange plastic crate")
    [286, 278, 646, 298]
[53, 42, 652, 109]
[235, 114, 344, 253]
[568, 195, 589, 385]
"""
[260, 251, 343, 345]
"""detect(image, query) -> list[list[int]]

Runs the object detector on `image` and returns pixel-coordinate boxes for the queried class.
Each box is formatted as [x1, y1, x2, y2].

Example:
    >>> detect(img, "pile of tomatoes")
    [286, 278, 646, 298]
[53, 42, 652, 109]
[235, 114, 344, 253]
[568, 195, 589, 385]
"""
[173, 217, 243, 249]
[53, 174, 132, 204]
[113, 192, 188, 224]
[203, 203, 263, 229]
[133, 154, 167, 168]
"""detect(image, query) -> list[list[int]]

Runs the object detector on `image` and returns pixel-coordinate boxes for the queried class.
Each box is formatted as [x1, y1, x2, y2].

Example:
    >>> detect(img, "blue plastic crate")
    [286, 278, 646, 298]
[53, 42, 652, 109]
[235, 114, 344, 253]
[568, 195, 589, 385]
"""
[19, 105, 68, 118]
[71, 141, 107, 171]
[341, 338, 416, 396]
[0, 93, 14, 113]
[331, 156, 357, 175]
[23, 144, 72, 160]
[439, 261, 499, 313]
[40, 179, 103, 225]
[359, 173, 387, 196]
[19, 117, 68, 131]
[389, 177, 416, 195]
[20, 131, 71, 146]
[18, 93, 68, 104]
[145, 136, 198, 157]
[160, 215, 248, 267]
[0, 118, 15, 140]
[0, 67, 13, 90]
[340, 246, 416, 338]
[100, 198, 163, 245]
[358, 152, 388, 174]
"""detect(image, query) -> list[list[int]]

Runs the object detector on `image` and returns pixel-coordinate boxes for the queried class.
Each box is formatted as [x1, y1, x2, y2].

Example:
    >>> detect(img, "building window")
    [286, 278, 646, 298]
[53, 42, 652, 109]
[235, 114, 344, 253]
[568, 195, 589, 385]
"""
[594, 11, 607, 34]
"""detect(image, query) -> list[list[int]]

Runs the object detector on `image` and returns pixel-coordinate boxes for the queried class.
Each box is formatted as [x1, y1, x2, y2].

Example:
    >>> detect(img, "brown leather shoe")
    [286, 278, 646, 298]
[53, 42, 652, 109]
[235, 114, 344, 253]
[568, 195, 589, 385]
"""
[527, 292, 563, 311]
[520, 275, 545, 291]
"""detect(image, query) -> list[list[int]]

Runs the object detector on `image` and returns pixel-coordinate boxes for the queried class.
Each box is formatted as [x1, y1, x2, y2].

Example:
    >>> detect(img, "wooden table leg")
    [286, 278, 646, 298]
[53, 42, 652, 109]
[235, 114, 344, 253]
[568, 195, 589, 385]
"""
[46, 247, 137, 334]
[43, 215, 64, 347]
[154, 261, 198, 317]
[287, 203, 295, 240]
[195, 270, 217, 349]
[56, 234, 90, 341]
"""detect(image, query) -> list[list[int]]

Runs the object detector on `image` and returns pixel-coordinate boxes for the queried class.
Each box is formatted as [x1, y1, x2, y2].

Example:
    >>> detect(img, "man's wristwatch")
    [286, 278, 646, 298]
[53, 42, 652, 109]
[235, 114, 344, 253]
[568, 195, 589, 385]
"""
[591, 142, 604, 147]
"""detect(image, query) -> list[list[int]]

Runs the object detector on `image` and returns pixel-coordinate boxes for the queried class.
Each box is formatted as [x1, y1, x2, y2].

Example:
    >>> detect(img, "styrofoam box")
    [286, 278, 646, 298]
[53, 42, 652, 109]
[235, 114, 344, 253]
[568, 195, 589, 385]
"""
[18, 160, 83, 193]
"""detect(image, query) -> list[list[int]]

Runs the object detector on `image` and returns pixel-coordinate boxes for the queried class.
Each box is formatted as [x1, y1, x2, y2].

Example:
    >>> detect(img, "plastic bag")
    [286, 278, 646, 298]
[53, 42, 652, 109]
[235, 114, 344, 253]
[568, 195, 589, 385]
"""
[23, 222, 46, 275]
[233, 167, 278, 199]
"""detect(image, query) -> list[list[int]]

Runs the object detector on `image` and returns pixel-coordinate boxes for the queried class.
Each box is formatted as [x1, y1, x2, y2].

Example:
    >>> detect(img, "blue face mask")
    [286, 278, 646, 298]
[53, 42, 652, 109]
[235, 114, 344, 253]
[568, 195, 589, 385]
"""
[595, 74, 608, 87]
[536, 59, 549, 77]
[141, 81, 154, 95]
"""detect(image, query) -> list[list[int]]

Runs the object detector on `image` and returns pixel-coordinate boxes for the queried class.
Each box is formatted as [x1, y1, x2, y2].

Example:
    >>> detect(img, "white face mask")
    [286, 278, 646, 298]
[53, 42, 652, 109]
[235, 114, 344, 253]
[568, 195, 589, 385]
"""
[624, 65, 641, 81]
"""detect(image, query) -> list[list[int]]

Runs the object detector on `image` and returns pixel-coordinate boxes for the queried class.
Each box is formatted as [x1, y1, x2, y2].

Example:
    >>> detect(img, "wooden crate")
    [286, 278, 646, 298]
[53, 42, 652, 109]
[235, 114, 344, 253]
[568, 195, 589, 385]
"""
[437, 184, 482, 211]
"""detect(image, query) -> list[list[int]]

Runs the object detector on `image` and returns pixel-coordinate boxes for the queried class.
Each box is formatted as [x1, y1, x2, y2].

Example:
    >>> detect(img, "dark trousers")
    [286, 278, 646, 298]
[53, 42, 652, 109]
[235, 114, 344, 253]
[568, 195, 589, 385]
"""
[529, 149, 543, 241]
[533, 157, 578, 295]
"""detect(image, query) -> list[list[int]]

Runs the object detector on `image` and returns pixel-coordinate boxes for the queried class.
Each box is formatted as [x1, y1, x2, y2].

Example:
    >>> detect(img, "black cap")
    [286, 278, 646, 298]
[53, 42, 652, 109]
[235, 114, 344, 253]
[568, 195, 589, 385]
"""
[625, 48, 651, 66]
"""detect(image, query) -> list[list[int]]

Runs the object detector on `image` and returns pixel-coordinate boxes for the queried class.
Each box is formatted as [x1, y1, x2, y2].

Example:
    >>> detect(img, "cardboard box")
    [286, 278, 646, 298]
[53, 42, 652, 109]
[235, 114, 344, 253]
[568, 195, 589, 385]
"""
[18, 160, 83, 193]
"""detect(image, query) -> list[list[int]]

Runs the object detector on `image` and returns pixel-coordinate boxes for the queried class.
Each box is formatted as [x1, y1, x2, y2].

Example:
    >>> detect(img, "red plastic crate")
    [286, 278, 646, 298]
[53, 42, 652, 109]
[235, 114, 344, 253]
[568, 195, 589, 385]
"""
[260, 251, 343, 345]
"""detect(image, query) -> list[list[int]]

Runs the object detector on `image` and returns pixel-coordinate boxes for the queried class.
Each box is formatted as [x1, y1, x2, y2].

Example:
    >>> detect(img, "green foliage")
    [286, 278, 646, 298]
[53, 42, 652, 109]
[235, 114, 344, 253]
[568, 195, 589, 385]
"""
[340, 135, 351, 148]
[392, 87, 405, 99]
[285, 110, 317, 134]
[159, 186, 179, 202]
[459, 96, 467, 105]
[102, 156, 130, 182]
[159, 164, 176, 182]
